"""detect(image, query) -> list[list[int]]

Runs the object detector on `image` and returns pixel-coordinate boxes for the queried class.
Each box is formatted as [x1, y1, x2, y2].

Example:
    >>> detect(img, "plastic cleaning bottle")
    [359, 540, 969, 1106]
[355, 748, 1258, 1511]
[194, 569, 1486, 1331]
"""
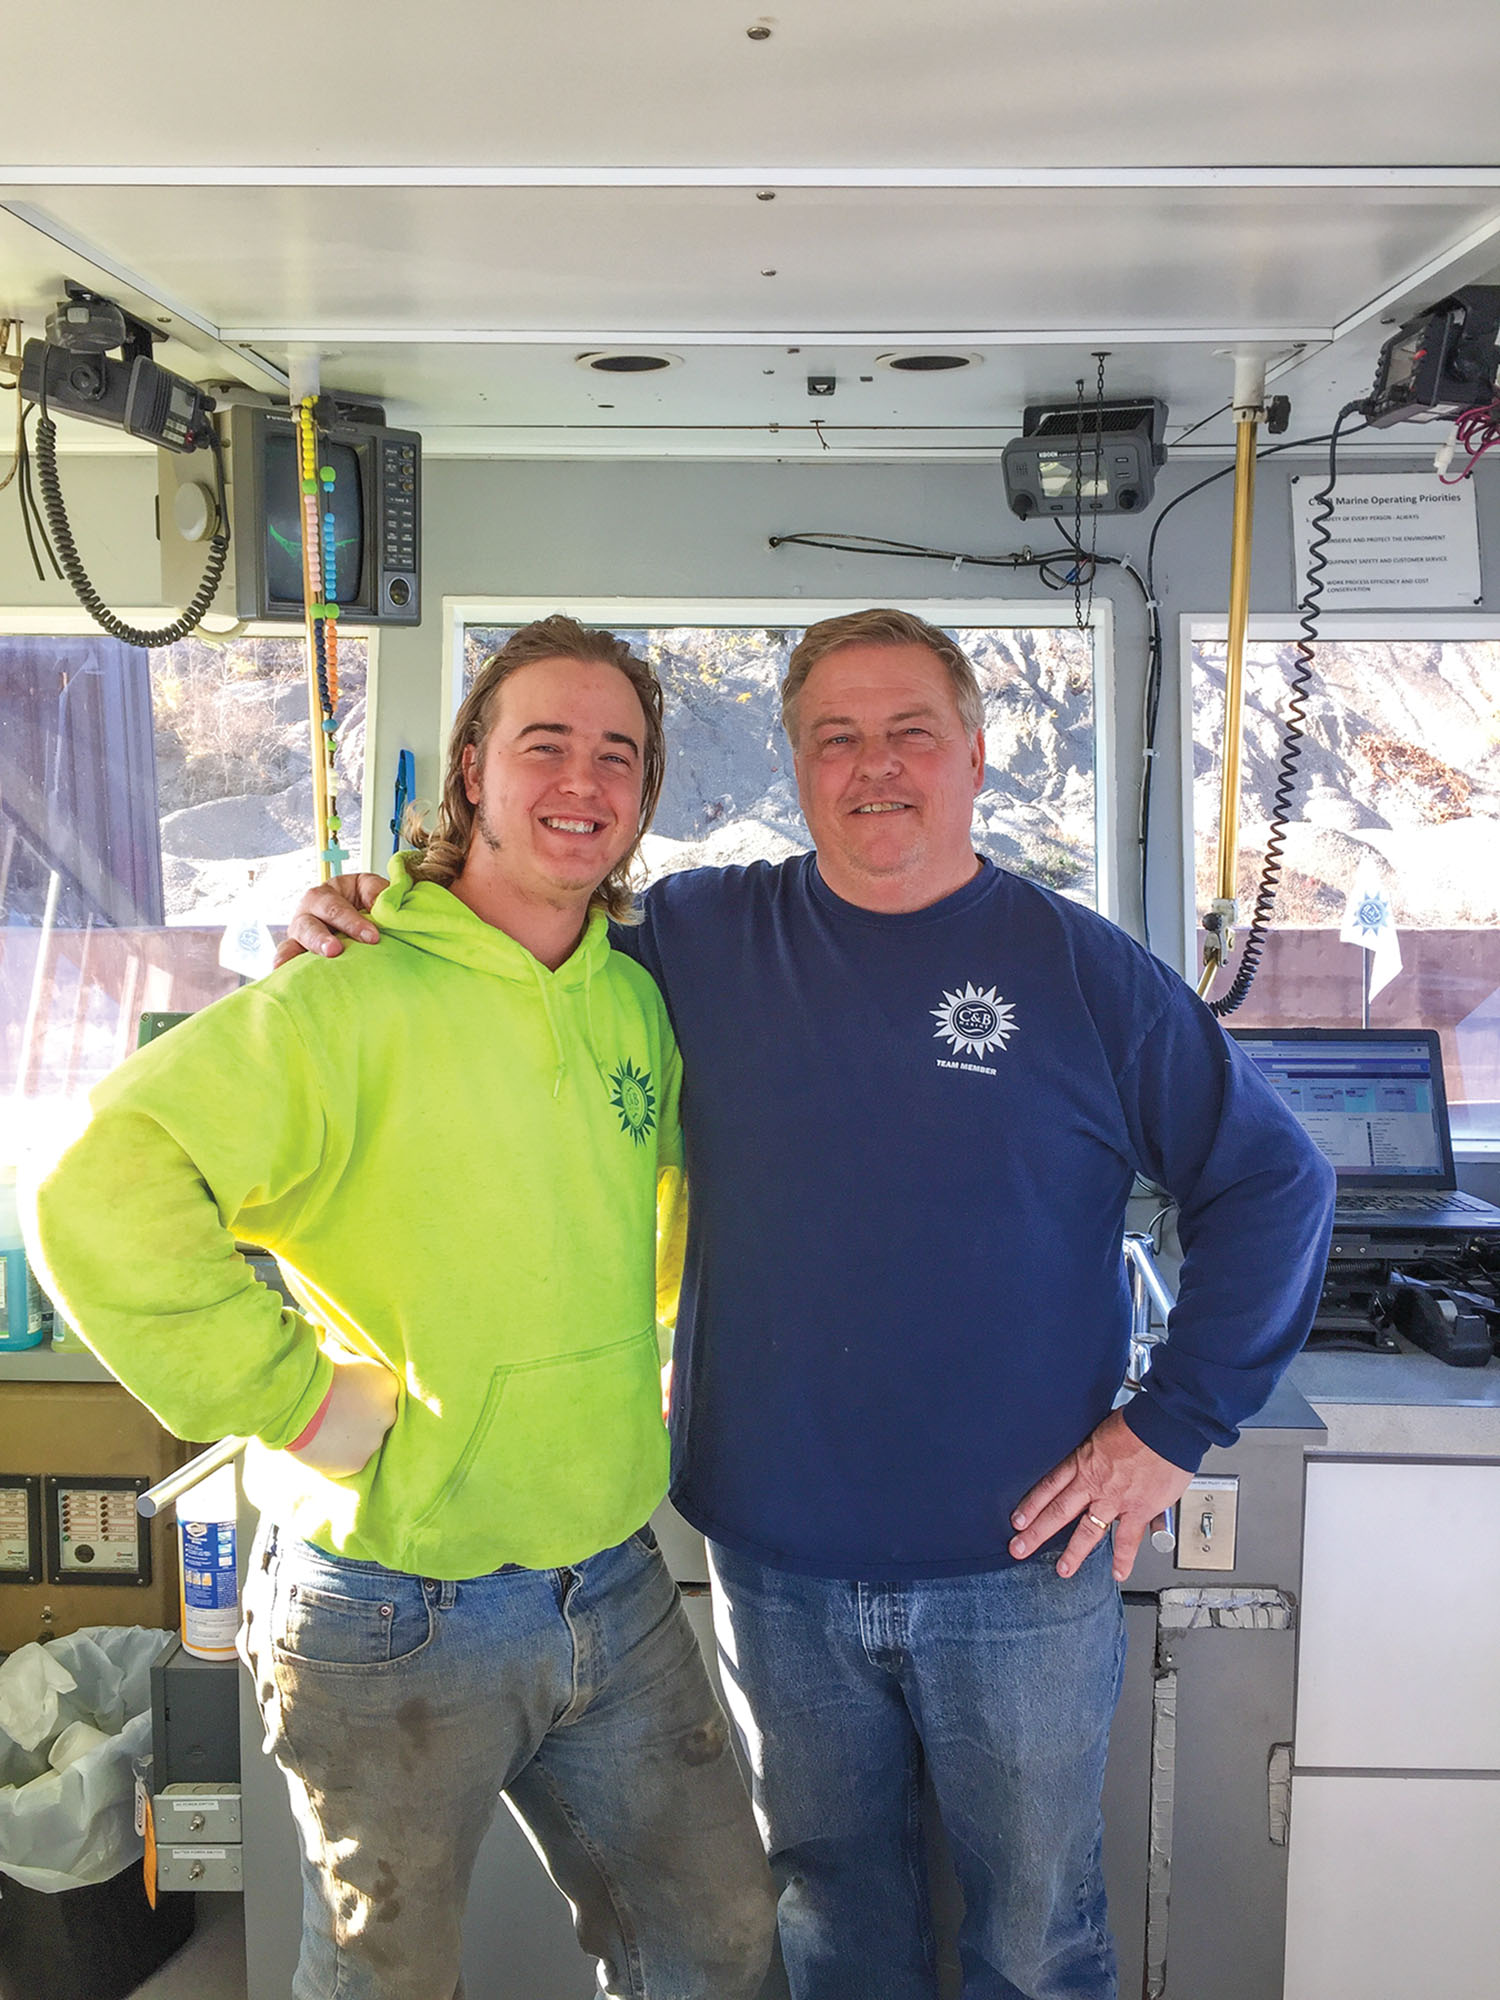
[48, 1311, 86, 1352]
[0, 1172, 45, 1351]
[177, 1461, 240, 1661]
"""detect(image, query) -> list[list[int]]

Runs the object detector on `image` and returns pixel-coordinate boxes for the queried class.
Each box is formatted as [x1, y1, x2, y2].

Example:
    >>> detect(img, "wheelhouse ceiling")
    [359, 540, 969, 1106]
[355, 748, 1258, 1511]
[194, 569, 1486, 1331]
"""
[3, 0, 1499, 457]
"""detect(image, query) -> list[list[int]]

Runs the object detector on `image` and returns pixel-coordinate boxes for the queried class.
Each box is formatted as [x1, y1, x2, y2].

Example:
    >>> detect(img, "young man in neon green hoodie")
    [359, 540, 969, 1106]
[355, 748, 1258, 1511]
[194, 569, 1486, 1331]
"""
[24, 618, 775, 2000]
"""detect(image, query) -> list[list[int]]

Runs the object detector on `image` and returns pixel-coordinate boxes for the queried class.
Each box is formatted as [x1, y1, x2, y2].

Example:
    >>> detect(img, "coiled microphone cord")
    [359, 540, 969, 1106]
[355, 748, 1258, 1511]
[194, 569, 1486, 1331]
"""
[33, 410, 230, 649]
[1208, 398, 1365, 1016]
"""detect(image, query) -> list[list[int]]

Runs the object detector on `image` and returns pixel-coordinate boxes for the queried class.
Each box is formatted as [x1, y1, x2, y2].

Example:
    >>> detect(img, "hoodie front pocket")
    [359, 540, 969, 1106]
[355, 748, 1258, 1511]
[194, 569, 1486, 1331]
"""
[406, 1326, 664, 1544]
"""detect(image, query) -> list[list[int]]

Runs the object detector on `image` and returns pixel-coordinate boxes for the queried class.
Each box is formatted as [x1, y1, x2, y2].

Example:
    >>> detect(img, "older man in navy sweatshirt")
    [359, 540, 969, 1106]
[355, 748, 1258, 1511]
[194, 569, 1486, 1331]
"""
[286, 607, 1334, 2000]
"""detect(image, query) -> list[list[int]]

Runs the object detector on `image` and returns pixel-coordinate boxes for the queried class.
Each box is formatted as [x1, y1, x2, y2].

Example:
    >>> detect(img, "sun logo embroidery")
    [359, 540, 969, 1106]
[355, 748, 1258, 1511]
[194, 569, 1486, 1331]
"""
[608, 1059, 657, 1146]
[931, 984, 1018, 1060]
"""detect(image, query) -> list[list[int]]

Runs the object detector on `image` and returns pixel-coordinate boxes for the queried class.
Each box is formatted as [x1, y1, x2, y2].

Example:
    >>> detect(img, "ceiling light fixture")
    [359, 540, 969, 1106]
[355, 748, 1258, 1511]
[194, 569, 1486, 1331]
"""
[876, 352, 981, 373]
[574, 352, 680, 374]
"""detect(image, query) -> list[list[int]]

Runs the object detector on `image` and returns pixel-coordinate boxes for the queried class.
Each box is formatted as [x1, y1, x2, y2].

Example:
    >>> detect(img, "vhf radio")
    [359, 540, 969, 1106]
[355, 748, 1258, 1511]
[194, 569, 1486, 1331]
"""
[19, 282, 217, 454]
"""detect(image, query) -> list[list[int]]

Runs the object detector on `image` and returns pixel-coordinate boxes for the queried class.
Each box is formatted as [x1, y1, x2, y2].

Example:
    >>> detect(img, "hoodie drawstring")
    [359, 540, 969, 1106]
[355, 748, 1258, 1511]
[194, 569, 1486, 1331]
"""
[582, 953, 610, 1094]
[529, 958, 568, 1099]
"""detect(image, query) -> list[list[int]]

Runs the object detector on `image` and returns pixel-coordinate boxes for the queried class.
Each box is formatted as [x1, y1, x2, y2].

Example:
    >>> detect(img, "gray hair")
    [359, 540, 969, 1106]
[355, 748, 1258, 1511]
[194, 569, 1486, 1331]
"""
[780, 608, 984, 745]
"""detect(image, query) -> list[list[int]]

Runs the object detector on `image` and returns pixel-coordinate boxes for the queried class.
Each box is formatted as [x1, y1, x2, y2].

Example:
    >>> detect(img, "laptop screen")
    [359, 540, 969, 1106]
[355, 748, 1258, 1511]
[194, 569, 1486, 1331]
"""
[1229, 1028, 1454, 1191]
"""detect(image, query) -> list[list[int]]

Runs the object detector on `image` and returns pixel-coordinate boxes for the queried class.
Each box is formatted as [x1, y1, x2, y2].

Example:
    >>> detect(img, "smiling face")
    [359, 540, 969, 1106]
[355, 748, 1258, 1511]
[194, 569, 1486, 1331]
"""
[456, 654, 647, 917]
[791, 641, 985, 912]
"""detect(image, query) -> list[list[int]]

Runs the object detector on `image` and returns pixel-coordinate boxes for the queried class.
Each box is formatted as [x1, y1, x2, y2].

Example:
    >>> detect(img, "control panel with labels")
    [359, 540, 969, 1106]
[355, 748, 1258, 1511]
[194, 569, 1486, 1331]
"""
[153, 1783, 245, 1893]
[379, 434, 420, 617]
[0, 1379, 191, 1650]
[45, 1473, 152, 1585]
[0, 1474, 43, 1583]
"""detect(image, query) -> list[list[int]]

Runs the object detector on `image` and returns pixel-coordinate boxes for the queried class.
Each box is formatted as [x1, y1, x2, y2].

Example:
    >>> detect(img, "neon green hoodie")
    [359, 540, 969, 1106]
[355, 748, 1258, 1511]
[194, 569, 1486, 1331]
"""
[25, 857, 683, 1576]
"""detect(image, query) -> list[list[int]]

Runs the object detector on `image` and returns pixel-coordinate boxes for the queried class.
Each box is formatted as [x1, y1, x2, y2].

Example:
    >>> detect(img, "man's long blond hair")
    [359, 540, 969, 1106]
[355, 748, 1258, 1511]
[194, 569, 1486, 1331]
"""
[404, 616, 666, 922]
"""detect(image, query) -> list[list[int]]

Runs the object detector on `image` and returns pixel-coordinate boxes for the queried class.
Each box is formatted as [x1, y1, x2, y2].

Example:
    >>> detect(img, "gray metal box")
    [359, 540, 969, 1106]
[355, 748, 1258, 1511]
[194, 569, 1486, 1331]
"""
[157, 1842, 244, 1893]
[154, 1783, 242, 1840]
[150, 1636, 242, 1786]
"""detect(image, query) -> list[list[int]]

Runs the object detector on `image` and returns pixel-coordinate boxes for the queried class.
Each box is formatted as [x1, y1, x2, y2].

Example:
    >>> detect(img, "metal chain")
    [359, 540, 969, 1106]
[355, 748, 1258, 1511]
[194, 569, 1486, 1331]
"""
[1073, 374, 1086, 628]
[1072, 353, 1108, 631]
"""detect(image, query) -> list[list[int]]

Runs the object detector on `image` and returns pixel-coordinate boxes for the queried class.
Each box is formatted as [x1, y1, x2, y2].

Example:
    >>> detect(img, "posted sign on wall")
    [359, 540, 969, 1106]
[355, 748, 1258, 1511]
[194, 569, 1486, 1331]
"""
[1290, 472, 1481, 608]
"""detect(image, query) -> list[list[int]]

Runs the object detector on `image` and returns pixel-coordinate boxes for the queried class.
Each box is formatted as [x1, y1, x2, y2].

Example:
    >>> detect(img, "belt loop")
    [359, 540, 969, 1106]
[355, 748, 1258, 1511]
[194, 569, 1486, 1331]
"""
[439, 1578, 458, 1611]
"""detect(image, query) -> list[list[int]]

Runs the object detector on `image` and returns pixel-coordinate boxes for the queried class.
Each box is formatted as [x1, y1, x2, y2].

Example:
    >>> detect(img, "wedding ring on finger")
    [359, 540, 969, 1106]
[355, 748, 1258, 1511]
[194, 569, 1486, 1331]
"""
[1086, 1512, 1112, 1531]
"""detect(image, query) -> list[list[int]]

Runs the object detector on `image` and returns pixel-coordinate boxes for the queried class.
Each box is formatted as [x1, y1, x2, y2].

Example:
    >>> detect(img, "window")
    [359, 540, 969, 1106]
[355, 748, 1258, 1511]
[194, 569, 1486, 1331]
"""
[0, 628, 367, 1166]
[1189, 622, 1500, 1140]
[453, 601, 1109, 912]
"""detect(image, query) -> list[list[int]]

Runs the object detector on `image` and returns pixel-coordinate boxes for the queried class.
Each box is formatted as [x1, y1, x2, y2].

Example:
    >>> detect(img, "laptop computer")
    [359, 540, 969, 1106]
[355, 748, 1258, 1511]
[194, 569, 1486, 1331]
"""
[1229, 1027, 1500, 1238]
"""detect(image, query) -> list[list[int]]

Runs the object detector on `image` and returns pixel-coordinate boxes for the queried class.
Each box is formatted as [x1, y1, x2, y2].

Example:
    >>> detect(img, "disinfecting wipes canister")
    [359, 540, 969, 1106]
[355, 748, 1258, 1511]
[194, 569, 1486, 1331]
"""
[177, 1464, 240, 1660]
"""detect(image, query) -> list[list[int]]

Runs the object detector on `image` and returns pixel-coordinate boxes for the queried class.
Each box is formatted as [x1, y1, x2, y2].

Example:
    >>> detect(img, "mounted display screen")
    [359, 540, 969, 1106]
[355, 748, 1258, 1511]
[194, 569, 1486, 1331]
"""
[262, 434, 365, 607]
[159, 400, 421, 626]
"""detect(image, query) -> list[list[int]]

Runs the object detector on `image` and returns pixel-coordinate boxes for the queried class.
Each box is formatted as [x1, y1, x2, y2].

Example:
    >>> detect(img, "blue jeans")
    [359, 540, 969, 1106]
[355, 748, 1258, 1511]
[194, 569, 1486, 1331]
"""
[707, 1539, 1125, 2000]
[240, 1523, 776, 2000]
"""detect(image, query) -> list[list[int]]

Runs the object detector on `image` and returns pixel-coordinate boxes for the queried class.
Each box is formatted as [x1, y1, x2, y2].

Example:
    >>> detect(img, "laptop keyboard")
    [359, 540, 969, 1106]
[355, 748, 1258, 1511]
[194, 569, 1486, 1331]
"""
[1336, 1190, 1490, 1214]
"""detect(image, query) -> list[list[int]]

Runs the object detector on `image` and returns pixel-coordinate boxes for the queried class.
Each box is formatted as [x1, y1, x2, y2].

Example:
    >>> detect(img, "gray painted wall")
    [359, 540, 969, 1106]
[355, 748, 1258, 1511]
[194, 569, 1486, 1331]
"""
[3, 448, 1495, 969]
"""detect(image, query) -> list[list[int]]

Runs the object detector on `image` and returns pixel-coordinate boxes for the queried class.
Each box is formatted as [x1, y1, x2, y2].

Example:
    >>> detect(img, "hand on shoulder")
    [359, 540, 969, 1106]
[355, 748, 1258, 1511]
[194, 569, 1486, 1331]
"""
[273, 874, 390, 969]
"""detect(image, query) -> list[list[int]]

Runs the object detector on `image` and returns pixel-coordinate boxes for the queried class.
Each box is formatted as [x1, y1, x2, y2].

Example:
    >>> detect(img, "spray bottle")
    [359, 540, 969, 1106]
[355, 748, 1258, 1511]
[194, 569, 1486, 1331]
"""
[0, 1171, 45, 1351]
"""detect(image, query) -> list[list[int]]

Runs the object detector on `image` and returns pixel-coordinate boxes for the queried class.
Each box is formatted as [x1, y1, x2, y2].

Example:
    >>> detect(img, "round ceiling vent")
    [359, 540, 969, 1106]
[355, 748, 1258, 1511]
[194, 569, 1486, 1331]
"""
[575, 351, 681, 374]
[875, 351, 981, 373]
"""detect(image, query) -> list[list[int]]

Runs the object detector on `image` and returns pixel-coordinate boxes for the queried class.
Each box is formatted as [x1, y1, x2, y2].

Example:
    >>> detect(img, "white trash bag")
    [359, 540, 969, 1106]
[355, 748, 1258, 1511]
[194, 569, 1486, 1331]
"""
[0, 1628, 175, 1892]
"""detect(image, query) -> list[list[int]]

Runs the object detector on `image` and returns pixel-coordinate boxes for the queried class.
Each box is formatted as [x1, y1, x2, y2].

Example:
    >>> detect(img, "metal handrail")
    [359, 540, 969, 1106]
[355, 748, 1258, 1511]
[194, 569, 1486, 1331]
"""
[136, 1436, 244, 1519]
[1124, 1231, 1177, 1326]
[1123, 1233, 1180, 1554]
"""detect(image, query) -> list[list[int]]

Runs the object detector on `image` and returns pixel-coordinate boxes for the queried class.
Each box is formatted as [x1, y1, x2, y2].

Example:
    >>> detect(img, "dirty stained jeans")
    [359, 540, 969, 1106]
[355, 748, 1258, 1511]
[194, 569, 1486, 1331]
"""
[240, 1522, 776, 2000]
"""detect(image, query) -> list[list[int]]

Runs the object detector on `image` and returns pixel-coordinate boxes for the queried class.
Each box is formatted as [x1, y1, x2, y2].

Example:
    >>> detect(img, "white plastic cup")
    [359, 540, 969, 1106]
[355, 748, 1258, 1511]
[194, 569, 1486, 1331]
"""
[177, 1462, 240, 1661]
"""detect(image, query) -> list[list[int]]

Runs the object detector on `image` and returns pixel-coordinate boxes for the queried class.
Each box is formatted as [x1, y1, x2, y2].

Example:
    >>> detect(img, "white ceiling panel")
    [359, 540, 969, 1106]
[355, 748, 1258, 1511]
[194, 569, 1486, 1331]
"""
[240, 336, 1311, 448]
[0, 205, 287, 392]
[3, 3, 1498, 458]
[2, 2, 1498, 170]
[15, 184, 1499, 336]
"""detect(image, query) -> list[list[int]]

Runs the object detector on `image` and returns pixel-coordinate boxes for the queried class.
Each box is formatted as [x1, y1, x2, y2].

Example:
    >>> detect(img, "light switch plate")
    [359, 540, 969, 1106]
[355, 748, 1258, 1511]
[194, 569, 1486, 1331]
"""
[154, 1784, 242, 1840]
[156, 1842, 243, 1892]
[1176, 1474, 1239, 1571]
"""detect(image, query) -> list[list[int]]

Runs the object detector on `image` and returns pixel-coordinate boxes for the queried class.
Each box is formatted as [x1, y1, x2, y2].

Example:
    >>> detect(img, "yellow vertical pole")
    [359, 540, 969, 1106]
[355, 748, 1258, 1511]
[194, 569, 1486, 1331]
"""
[296, 400, 332, 885]
[1197, 351, 1267, 999]
[289, 355, 332, 883]
[1216, 413, 1259, 901]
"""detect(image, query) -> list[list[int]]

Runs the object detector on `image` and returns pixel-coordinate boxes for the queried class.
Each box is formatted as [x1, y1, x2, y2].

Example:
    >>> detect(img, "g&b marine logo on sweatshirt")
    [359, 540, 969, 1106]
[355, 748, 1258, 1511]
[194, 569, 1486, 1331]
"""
[608, 1059, 657, 1145]
[931, 983, 1017, 1076]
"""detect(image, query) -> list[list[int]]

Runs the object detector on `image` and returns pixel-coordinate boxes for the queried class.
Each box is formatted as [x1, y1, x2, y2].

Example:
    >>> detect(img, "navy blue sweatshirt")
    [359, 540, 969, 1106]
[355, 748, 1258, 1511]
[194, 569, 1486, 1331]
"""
[617, 855, 1333, 1578]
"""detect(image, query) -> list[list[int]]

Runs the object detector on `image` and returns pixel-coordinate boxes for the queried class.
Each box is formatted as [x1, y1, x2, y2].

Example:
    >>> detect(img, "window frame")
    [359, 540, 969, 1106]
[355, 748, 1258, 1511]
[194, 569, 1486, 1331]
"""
[444, 594, 1118, 921]
[0, 607, 383, 874]
[1181, 610, 1500, 1154]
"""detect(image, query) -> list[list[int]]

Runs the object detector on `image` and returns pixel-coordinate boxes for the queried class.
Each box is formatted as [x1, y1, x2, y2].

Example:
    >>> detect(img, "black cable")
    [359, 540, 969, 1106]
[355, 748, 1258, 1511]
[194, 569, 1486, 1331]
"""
[1205, 400, 1367, 1017]
[14, 406, 48, 583]
[33, 409, 230, 649]
[1137, 426, 1366, 949]
[770, 528, 1153, 622]
[16, 403, 63, 582]
[770, 425, 1348, 980]
[1047, 518, 1147, 597]
[768, 531, 1049, 571]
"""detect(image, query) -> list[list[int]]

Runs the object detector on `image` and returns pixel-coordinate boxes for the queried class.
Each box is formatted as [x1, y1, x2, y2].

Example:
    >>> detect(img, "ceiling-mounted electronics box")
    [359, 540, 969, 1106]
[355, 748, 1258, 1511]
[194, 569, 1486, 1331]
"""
[1003, 398, 1168, 519]
[1364, 285, 1500, 427]
[159, 396, 422, 624]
